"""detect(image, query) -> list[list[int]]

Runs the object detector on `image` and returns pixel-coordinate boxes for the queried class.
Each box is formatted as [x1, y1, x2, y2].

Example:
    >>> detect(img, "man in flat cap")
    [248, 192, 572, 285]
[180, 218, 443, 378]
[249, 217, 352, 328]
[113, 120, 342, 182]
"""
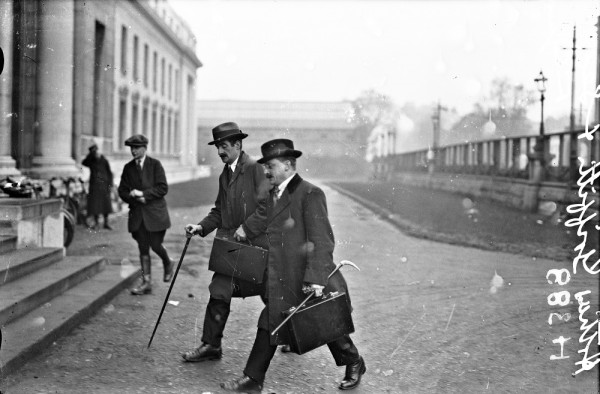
[118, 134, 174, 295]
[221, 139, 366, 392]
[181, 122, 270, 362]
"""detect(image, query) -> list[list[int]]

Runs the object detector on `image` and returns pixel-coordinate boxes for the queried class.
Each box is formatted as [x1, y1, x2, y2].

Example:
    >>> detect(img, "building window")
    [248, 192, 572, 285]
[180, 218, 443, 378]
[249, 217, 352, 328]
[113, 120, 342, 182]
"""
[131, 102, 138, 135]
[160, 109, 165, 153]
[161, 58, 165, 96]
[119, 98, 127, 147]
[168, 64, 172, 100]
[120, 25, 127, 75]
[143, 44, 149, 87]
[167, 111, 172, 153]
[93, 21, 105, 137]
[151, 106, 157, 148]
[153, 51, 157, 92]
[133, 35, 139, 81]
[142, 105, 148, 135]
[174, 112, 179, 152]
[174, 69, 179, 103]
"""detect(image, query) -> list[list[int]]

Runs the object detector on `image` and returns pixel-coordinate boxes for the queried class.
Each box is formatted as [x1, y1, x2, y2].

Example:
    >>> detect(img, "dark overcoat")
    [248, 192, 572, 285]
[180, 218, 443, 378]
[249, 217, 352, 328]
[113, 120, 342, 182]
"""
[245, 174, 350, 346]
[200, 151, 270, 250]
[117, 155, 171, 233]
[82, 153, 114, 215]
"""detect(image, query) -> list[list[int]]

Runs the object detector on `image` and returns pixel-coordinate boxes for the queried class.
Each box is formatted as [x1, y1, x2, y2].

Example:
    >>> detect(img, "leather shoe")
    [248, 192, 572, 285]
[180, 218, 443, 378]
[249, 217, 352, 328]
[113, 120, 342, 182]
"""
[220, 375, 262, 392]
[280, 344, 293, 353]
[339, 356, 366, 390]
[181, 343, 222, 362]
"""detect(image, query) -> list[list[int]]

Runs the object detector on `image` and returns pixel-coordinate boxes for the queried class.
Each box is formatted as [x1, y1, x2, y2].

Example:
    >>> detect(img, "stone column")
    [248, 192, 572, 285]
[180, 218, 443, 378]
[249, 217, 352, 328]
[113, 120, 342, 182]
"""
[0, 0, 20, 176]
[31, 0, 78, 177]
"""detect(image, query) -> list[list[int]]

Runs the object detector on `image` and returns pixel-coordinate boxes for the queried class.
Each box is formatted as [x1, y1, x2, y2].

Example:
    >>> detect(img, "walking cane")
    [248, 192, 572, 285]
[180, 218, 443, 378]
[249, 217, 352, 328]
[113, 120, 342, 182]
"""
[271, 260, 360, 336]
[147, 237, 191, 349]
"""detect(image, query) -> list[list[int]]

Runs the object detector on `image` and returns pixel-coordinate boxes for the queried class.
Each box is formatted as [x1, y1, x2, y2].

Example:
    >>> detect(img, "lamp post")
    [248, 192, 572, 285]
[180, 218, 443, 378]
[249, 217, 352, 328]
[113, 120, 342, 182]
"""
[533, 70, 547, 154]
[524, 70, 548, 211]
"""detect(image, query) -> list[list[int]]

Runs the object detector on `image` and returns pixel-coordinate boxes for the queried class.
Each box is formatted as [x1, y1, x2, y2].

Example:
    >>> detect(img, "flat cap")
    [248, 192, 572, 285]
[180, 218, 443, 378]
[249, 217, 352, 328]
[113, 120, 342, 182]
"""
[124, 134, 149, 147]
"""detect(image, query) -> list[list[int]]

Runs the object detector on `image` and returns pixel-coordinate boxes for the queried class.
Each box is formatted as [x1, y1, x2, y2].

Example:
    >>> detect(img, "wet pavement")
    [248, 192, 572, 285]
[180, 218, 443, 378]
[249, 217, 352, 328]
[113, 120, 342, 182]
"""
[1, 179, 598, 393]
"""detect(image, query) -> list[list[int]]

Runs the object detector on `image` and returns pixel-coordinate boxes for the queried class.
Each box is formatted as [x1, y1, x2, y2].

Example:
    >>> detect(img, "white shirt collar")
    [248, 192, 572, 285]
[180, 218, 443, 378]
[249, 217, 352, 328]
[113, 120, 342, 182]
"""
[229, 155, 240, 173]
[276, 173, 295, 198]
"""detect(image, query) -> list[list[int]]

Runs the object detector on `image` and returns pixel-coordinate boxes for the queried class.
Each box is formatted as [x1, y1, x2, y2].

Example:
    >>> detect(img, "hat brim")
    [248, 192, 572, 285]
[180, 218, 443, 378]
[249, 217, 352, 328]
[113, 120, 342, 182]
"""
[207, 133, 248, 145]
[125, 142, 148, 147]
[257, 150, 302, 164]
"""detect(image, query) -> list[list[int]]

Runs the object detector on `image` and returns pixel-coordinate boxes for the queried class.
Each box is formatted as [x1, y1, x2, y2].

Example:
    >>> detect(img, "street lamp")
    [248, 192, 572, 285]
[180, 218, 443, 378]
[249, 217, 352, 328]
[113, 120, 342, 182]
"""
[534, 70, 547, 143]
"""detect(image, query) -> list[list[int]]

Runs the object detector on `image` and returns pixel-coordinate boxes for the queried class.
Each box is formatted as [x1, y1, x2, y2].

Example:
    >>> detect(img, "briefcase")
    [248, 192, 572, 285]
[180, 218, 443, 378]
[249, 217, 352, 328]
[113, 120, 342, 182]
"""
[208, 236, 268, 284]
[282, 292, 354, 355]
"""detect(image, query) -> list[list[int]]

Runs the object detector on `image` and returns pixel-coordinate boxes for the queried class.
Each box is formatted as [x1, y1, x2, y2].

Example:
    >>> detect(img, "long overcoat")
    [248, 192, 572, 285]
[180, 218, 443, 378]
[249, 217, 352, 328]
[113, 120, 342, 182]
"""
[245, 174, 350, 346]
[199, 151, 270, 250]
[82, 153, 114, 215]
[117, 155, 171, 233]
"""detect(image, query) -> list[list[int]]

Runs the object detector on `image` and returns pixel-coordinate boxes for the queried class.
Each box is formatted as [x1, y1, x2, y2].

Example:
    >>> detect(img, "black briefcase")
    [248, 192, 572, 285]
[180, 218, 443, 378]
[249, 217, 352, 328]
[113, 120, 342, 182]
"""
[282, 292, 354, 355]
[208, 236, 268, 284]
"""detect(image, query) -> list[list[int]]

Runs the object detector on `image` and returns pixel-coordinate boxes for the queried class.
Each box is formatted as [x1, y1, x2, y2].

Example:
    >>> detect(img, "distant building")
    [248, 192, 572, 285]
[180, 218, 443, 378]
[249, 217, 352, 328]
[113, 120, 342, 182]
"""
[196, 100, 368, 178]
[0, 0, 203, 183]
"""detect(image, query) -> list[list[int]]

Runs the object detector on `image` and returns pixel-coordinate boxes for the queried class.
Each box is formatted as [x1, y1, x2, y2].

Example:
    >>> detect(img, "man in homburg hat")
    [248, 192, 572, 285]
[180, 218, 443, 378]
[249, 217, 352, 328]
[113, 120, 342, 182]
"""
[181, 122, 270, 362]
[118, 134, 174, 295]
[222, 139, 366, 392]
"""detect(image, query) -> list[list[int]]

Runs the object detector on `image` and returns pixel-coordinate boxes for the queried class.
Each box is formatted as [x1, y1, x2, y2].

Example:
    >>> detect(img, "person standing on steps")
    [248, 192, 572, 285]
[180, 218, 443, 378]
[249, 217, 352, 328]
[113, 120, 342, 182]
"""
[118, 134, 174, 295]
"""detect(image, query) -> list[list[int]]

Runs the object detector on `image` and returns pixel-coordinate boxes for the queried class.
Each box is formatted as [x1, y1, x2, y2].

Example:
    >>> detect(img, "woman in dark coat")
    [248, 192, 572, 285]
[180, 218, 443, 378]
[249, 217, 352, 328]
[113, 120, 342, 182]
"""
[82, 144, 114, 230]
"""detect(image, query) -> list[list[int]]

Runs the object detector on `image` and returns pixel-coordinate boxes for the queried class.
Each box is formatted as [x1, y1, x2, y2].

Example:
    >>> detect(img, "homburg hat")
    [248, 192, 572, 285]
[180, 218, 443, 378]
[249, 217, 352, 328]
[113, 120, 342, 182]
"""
[257, 139, 302, 164]
[208, 122, 248, 145]
[124, 134, 149, 147]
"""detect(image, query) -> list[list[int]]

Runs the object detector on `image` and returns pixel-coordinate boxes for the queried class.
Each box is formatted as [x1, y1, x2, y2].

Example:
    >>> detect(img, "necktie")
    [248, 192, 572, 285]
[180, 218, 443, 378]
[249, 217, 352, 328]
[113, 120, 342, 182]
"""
[136, 159, 142, 174]
[272, 185, 280, 205]
[227, 166, 233, 183]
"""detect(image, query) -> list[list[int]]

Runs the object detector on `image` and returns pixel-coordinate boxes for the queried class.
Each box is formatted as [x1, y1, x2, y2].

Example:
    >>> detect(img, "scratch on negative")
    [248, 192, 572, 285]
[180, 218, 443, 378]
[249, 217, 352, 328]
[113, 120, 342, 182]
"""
[444, 303, 456, 331]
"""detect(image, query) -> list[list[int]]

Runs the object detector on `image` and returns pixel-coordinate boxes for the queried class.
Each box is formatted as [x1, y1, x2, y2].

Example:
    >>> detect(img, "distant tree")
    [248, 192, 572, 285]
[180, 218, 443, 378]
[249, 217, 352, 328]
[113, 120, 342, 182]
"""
[348, 90, 397, 154]
[448, 77, 536, 143]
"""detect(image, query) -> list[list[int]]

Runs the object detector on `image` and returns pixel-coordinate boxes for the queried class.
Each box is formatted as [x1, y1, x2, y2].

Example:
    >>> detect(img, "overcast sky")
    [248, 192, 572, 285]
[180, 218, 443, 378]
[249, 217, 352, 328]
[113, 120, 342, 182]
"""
[170, 0, 600, 121]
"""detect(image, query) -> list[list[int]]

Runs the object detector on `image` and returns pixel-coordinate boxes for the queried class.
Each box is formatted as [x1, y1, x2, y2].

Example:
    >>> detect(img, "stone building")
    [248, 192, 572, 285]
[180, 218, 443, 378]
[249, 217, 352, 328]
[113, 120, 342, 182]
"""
[196, 100, 369, 179]
[0, 0, 203, 183]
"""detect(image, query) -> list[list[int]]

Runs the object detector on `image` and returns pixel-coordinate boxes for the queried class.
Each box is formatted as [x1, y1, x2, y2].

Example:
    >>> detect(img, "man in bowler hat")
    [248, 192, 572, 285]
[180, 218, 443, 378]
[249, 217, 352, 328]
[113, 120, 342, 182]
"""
[118, 134, 174, 295]
[222, 139, 366, 392]
[181, 122, 270, 362]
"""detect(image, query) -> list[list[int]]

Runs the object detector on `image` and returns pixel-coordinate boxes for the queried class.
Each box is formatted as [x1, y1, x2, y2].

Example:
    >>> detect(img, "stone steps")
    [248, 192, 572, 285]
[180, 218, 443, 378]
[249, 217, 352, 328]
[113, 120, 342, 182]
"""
[0, 247, 64, 286]
[0, 263, 139, 377]
[0, 197, 140, 379]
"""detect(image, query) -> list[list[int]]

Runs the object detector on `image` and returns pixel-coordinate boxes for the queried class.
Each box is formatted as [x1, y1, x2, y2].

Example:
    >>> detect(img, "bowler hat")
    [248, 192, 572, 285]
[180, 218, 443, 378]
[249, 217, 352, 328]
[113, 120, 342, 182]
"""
[124, 134, 149, 147]
[207, 122, 248, 145]
[88, 143, 98, 152]
[257, 139, 302, 164]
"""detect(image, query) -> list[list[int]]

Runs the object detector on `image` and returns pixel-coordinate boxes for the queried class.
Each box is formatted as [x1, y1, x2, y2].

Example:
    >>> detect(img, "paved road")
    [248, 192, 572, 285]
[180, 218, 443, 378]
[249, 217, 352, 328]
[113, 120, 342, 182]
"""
[2, 183, 598, 393]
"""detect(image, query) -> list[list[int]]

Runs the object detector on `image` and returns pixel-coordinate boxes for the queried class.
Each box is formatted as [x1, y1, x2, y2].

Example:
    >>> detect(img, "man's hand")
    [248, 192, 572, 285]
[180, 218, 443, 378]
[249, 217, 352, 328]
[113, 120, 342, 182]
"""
[302, 283, 325, 297]
[185, 224, 202, 238]
[136, 196, 146, 204]
[233, 225, 247, 242]
[129, 189, 143, 198]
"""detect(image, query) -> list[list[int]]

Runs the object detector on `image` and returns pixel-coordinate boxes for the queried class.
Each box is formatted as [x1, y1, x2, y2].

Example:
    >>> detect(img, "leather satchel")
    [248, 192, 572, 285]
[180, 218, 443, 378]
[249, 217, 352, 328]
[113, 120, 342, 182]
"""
[208, 236, 268, 284]
[281, 291, 354, 355]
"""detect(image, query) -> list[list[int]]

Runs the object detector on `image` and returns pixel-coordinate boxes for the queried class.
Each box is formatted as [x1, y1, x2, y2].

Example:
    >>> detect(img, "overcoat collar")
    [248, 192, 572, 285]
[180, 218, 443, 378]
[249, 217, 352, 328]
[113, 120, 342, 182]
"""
[269, 173, 302, 220]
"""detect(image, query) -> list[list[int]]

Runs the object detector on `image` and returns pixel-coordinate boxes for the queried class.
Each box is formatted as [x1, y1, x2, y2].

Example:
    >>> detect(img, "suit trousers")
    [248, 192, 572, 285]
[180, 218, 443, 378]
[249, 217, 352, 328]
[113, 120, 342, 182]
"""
[243, 311, 360, 384]
[202, 273, 266, 347]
